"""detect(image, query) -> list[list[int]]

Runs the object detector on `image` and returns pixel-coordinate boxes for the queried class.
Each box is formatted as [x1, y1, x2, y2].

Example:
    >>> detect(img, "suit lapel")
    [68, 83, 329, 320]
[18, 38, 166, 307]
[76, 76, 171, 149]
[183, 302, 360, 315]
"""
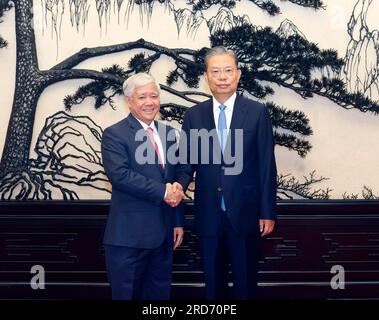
[204, 99, 217, 131]
[155, 120, 169, 178]
[125, 113, 144, 131]
[203, 100, 223, 161]
[222, 95, 248, 161]
[127, 114, 164, 176]
[229, 95, 248, 132]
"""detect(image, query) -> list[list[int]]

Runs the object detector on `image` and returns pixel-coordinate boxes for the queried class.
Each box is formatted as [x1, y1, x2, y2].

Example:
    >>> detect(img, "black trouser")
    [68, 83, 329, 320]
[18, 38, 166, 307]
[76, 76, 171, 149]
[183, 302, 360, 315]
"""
[200, 211, 260, 300]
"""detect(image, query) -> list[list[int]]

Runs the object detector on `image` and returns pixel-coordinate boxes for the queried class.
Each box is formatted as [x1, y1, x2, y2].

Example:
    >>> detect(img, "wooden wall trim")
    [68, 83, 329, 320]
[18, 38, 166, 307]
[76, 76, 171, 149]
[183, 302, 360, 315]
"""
[0, 201, 378, 299]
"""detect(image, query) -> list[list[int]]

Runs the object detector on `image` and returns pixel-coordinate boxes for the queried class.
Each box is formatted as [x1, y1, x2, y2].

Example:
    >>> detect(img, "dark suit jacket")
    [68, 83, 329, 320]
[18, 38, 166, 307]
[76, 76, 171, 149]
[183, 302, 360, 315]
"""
[101, 114, 184, 249]
[176, 95, 277, 237]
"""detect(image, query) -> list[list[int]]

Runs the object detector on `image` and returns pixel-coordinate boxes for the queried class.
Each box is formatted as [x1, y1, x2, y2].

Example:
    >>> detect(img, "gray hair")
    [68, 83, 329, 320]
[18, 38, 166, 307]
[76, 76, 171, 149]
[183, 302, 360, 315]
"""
[122, 73, 160, 97]
[204, 46, 239, 71]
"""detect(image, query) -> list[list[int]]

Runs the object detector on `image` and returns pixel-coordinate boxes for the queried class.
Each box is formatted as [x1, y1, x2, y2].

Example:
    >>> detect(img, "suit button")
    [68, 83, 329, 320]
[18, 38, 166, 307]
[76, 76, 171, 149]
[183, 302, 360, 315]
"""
[221, 166, 225, 170]
[217, 187, 222, 192]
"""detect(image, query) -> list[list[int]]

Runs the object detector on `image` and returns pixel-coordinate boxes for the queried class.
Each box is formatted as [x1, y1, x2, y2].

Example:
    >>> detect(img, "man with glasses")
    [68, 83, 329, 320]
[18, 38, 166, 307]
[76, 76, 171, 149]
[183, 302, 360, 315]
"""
[175, 46, 277, 299]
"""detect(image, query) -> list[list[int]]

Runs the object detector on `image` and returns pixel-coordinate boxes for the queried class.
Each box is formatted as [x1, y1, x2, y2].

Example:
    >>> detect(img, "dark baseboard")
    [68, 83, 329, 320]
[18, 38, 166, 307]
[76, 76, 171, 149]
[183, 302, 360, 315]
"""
[0, 200, 378, 300]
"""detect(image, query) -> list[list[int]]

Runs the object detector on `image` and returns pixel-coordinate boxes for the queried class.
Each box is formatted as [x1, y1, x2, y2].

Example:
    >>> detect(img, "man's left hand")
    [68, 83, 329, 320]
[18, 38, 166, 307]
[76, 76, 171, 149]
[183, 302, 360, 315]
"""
[259, 219, 275, 237]
[173, 227, 184, 250]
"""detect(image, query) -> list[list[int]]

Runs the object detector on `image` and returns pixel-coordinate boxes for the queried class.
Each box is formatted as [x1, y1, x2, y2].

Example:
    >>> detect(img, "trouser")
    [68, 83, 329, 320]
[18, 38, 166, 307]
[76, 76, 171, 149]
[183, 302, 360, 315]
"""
[104, 237, 173, 300]
[200, 211, 260, 300]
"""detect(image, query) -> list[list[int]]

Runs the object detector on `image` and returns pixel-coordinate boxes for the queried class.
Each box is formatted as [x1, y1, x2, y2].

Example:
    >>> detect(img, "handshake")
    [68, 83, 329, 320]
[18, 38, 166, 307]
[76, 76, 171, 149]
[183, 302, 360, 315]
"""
[164, 182, 185, 207]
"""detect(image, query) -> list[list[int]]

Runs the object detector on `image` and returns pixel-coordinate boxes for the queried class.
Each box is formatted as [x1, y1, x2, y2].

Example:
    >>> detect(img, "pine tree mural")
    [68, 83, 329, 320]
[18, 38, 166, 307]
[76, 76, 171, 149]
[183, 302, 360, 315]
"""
[0, 0, 378, 200]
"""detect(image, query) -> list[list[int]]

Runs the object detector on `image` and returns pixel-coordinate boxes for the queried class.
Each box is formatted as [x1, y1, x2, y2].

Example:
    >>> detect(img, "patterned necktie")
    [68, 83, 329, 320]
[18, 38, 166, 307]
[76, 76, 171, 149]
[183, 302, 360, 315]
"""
[146, 127, 164, 169]
[218, 104, 227, 211]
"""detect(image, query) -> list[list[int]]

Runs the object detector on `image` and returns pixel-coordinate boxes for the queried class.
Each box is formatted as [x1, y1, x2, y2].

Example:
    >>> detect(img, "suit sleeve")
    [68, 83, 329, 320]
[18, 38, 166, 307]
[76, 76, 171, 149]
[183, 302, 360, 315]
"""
[175, 110, 196, 191]
[257, 106, 277, 220]
[174, 202, 185, 227]
[168, 129, 186, 227]
[101, 127, 166, 204]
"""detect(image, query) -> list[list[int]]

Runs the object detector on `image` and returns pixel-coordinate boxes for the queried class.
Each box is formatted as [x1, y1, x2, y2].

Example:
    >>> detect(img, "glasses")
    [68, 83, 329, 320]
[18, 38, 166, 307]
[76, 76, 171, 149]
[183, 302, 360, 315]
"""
[209, 67, 237, 78]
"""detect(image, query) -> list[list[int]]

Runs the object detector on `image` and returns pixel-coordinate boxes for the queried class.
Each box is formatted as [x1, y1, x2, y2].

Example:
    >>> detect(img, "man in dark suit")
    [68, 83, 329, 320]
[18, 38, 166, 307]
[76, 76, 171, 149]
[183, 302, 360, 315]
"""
[175, 46, 277, 299]
[101, 73, 185, 300]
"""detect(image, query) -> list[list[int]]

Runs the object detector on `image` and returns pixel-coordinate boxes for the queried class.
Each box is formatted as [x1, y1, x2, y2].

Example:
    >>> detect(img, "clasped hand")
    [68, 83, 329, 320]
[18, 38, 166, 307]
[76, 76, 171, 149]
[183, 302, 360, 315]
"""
[164, 182, 184, 207]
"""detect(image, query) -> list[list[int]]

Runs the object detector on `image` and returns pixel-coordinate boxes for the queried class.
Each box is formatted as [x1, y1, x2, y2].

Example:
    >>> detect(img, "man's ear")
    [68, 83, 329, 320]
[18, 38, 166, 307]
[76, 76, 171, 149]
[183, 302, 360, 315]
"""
[237, 68, 242, 82]
[204, 71, 209, 85]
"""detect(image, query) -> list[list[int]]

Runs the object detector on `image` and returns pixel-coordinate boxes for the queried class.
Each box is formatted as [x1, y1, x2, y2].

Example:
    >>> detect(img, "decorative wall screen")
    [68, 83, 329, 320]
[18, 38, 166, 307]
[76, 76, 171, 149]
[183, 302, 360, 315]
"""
[0, 0, 378, 200]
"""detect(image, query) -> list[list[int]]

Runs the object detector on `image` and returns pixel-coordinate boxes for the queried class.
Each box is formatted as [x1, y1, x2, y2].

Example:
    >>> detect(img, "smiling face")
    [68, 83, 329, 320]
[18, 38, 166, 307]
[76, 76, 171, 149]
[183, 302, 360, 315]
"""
[205, 53, 241, 104]
[126, 82, 160, 125]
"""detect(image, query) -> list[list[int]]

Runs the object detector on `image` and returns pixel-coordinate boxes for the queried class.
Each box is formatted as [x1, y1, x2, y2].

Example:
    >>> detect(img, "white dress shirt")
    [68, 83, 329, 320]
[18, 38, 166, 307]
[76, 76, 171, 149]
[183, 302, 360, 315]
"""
[212, 92, 237, 134]
[136, 118, 165, 166]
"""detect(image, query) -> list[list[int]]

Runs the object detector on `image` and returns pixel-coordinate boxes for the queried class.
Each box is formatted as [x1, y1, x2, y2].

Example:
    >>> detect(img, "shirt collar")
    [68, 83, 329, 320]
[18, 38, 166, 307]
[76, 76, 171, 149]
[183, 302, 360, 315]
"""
[135, 117, 157, 133]
[213, 92, 237, 113]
